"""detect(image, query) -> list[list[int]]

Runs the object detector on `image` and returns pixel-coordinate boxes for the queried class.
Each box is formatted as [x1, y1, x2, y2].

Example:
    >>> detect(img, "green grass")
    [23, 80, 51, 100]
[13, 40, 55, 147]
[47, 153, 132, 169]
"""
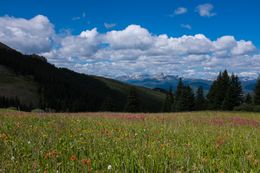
[0, 111, 259, 172]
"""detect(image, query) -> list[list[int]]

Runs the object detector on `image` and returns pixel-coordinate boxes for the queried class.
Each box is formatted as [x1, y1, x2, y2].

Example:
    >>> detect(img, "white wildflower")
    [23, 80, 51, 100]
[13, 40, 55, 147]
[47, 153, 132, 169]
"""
[11, 156, 15, 161]
[108, 165, 112, 170]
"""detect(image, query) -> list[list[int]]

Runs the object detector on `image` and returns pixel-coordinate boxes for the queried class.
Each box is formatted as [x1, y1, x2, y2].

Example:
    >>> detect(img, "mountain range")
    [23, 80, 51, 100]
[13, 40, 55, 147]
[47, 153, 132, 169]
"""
[116, 73, 257, 93]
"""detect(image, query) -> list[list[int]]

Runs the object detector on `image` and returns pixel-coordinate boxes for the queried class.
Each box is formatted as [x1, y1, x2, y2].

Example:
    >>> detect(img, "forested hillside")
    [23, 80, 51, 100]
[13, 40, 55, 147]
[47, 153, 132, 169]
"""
[0, 42, 164, 112]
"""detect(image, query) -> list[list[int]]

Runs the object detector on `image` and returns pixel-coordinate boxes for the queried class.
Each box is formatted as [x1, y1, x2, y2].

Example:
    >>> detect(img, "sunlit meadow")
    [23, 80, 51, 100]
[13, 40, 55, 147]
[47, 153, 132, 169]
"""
[0, 110, 259, 172]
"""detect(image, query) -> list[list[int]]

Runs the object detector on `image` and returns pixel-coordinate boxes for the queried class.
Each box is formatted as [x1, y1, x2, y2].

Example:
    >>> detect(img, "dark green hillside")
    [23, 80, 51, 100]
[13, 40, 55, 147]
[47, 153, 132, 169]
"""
[95, 76, 165, 112]
[0, 65, 39, 107]
[0, 42, 164, 112]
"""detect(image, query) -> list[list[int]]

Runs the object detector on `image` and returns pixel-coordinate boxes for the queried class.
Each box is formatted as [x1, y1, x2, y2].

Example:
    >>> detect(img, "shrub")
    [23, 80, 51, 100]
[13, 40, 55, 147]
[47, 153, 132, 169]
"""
[253, 105, 260, 112]
[233, 104, 254, 112]
[7, 107, 18, 110]
[31, 108, 45, 113]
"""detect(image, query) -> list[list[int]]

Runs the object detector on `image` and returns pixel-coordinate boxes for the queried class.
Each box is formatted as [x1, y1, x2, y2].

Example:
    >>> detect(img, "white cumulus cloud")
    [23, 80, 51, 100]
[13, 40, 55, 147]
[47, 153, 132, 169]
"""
[104, 25, 153, 50]
[0, 15, 55, 54]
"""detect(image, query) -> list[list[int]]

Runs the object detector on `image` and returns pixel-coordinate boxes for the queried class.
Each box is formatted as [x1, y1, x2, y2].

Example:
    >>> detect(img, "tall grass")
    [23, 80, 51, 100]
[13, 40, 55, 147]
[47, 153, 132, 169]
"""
[0, 111, 259, 172]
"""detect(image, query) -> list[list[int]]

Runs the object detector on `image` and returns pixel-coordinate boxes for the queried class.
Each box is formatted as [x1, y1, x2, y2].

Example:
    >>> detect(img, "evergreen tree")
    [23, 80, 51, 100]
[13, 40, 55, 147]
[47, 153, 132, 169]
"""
[232, 75, 243, 105]
[207, 79, 219, 109]
[222, 84, 236, 110]
[254, 77, 260, 105]
[175, 78, 183, 100]
[174, 79, 195, 112]
[174, 78, 184, 111]
[222, 74, 243, 110]
[162, 86, 174, 112]
[207, 70, 230, 109]
[244, 93, 252, 104]
[219, 70, 230, 106]
[207, 72, 222, 109]
[183, 86, 195, 111]
[195, 86, 206, 110]
[124, 87, 141, 112]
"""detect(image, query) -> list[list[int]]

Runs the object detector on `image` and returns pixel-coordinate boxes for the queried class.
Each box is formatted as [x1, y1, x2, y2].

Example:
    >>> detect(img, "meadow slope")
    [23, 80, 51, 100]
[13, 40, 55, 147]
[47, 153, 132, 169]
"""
[0, 110, 259, 172]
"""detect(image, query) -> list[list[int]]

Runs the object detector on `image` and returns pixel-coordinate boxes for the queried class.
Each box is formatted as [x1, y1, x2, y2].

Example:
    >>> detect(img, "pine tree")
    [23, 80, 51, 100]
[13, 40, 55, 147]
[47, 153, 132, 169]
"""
[207, 72, 222, 109]
[162, 86, 174, 112]
[254, 77, 260, 105]
[219, 70, 230, 105]
[232, 75, 243, 106]
[222, 84, 236, 110]
[174, 79, 195, 112]
[207, 70, 230, 110]
[175, 78, 183, 100]
[174, 78, 184, 111]
[183, 86, 195, 111]
[124, 87, 141, 112]
[244, 93, 252, 104]
[207, 79, 219, 109]
[222, 74, 243, 110]
[195, 86, 206, 110]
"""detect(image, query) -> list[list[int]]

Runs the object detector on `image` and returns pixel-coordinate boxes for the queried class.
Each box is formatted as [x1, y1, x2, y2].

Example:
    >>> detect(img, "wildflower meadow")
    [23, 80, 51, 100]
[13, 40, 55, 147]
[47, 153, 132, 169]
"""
[0, 110, 259, 172]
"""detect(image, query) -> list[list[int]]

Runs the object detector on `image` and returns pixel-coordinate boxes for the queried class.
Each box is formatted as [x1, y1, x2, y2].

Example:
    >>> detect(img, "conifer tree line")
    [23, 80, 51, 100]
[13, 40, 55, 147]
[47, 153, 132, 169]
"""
[162, 70, 260, 112]
[0, 96, 30, 111]
[2, 69, 260, 113]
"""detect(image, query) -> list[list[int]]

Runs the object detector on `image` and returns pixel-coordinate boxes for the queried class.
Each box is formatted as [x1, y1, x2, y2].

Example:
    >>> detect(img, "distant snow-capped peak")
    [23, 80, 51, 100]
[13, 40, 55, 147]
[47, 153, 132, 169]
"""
[116, 73, 179, 81]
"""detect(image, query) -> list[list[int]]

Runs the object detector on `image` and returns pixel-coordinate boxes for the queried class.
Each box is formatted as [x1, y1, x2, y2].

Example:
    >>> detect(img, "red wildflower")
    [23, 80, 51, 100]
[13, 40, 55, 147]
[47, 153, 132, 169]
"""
[44, 150, 58, 159]
[70, 155, 77, 161]
[230, 117, 259, 127]
[82, 159, 92, 170]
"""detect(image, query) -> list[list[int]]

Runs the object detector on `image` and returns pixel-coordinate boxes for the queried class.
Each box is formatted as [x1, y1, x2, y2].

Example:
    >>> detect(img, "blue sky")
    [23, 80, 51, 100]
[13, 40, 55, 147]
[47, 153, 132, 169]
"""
[1, 0, 259, 47]
[0, 0, 260, 79]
